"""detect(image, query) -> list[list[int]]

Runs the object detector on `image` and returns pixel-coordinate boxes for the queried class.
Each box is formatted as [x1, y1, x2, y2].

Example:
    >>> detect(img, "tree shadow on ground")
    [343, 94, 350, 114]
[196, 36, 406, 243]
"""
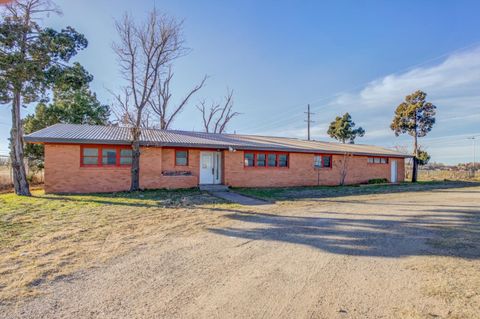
[208, 205, 480, 259]
[28, 181, 479, 209]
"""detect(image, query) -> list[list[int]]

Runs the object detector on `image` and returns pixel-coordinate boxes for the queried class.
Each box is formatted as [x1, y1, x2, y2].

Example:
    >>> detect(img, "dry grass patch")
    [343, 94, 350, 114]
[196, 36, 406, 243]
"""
[418, 169, 480, 182]
[0, 167, 11, 192]
[404, 258, 480, 319]
[403, 209, 480, 319]
[0, 189, 230, 302]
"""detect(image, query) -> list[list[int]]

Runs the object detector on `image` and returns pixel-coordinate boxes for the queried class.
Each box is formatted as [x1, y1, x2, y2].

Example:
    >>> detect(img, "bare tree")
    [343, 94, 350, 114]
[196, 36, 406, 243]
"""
[196, 89, 240, 133]
[149, 66, 206, 129]
[339, 152, 353, 185]
[111, 94, 156, 129]
[112, 9, 184, 191]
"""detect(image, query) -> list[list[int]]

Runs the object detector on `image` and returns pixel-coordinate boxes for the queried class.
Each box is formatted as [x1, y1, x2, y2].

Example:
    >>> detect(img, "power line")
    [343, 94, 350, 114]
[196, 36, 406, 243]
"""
[238, 40, 480, 134]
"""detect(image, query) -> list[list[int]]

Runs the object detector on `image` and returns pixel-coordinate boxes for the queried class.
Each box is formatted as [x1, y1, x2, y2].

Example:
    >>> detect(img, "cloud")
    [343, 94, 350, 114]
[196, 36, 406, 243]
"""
[260, 46, 480, 164]
[306, 46, 480, 163]
[339, 47, 480, 110]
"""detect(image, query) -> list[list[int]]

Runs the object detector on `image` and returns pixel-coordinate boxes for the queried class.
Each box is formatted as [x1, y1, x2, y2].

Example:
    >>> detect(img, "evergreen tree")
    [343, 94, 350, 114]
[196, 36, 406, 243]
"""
[327, 113, 365, 144]
[23, 80, 110, 171]
[0, 0, 88, 195]
[416, 149, 431, 166]
[391, 90, 436, 182]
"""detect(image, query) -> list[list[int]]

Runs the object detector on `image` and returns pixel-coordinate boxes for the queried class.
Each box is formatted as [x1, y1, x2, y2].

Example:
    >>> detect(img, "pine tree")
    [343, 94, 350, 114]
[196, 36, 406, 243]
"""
[0, 0, 88, 195]
[391, 90, 436, 182]
[327, 113, 365, 144]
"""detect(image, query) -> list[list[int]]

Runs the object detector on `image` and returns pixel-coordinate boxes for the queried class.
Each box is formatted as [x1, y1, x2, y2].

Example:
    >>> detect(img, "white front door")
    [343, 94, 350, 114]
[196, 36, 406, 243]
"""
[200, 151, 222, 184]
[391, 160, 398, 183]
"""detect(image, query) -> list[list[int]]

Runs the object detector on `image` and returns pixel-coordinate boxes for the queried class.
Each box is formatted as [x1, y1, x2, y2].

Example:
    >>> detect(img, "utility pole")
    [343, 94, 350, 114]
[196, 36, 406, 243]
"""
[304, 104, 315, 141]
[468, 136, 476, 177]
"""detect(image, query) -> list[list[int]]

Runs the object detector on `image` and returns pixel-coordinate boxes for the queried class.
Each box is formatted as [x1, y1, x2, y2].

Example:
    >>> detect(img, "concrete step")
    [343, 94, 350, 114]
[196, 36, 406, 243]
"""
[199, 184, 230, 192]
[210, 190, 270, 206]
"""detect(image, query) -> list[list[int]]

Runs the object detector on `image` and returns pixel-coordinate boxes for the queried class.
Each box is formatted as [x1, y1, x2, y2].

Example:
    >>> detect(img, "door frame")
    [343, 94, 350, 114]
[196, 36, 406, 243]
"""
[391, 159, 398, 183]
[199, 151, 222, 185]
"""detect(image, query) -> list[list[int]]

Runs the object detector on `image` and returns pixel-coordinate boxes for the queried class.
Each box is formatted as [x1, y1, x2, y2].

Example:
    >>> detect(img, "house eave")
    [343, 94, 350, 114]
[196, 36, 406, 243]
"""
[25, 137, 411, 158]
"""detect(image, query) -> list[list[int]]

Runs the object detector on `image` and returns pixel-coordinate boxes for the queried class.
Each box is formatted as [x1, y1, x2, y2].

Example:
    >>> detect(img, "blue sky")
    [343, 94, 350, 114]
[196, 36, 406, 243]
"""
[1, 0, 479, 164]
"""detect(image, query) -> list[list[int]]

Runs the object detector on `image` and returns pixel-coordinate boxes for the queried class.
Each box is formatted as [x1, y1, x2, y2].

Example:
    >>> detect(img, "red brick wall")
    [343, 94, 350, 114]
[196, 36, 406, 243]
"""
[223, 151, 405, 187]
[154, 148, 199, 189]
[44, 144, 131, 193]
[44, 144, 405, 193]
[44, 145, 202, 193]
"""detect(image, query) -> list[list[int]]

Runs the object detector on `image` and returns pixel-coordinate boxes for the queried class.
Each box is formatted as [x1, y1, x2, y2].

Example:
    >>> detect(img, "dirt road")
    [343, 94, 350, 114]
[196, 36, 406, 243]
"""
[2, 186, 479, 318]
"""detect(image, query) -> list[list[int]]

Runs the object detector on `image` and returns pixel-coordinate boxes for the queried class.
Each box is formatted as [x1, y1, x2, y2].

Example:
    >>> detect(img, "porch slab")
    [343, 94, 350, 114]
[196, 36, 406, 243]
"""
[199, 184, 230, 192]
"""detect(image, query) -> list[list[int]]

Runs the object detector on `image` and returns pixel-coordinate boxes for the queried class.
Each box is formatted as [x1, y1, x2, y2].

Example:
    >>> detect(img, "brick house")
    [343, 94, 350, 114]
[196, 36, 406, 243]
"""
[25, 124, 409, 194]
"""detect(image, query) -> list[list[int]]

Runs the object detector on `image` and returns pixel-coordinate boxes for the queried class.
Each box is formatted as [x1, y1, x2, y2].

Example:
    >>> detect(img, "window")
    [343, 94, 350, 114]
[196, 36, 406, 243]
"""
[244, 152, 288, 168]
[314, 155, 332, 168]
[102, 148, 117, 165]
[120, 149, 133, 165]
[278, 154, 288, 167]
[175, 150, 188, 166]
[314, 155, 322, 168]
[323, 155, 332, 168]
[82, 148, 99, 165]
[245, 153, 254, 167]
[267, 154, 276, 167]
[256, 154, 266, 167]
[368, 157, 388, 164]
[81, 146, 132, 167]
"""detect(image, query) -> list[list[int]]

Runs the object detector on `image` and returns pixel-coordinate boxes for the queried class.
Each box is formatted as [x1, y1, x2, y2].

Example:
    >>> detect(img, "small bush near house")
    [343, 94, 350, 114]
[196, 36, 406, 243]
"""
[368, 178, 388, 184]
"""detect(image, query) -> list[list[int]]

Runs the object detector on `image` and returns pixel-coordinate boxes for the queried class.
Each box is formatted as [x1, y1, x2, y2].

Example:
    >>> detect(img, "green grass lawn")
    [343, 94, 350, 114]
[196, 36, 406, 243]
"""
[0, 189, 226, 302]
[233, 180, 480, 201]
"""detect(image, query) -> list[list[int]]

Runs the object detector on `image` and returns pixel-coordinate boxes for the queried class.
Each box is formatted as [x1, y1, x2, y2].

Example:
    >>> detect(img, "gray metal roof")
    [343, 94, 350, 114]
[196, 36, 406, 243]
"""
[24, 123, 410, 158]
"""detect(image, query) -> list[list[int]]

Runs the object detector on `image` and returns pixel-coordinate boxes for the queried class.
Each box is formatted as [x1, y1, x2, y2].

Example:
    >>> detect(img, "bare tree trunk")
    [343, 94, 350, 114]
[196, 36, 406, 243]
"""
[112, 10, 185, 192]
[412, 130, 418, 183]
[130, 127, 141, 191]
[339, 153, 350, 186]
[10, 90, 31, 196]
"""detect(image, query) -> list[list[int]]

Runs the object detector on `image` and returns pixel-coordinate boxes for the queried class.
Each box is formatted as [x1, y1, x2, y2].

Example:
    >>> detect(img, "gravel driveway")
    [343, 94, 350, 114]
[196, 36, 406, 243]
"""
[2, 186, 479, 318]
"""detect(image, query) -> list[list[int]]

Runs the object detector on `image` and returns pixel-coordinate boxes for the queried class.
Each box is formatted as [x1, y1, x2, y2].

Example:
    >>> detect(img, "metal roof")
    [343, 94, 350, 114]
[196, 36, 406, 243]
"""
[24, 123, 411, 158]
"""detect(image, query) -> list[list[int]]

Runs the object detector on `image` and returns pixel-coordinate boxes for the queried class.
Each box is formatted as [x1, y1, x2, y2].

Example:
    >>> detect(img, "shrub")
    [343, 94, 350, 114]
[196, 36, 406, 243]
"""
[368, 178, 388, 184]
